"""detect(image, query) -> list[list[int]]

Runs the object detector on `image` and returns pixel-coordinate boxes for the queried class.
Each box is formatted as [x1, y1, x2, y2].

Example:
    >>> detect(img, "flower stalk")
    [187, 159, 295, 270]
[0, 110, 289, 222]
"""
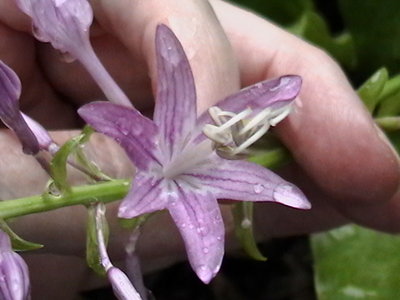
[0, 179, 130, 220]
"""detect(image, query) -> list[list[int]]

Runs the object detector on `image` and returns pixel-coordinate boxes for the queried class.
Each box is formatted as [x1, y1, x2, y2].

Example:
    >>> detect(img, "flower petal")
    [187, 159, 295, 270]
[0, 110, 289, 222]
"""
[78, 102, 160, 171]
[118, 173, 167, 218]
[153, 24, 197, 159]
[0, 61, 39, 154]
[197, 75, 302, 127]
[168, 188, 224, 284]
[186, 156, 311, 209]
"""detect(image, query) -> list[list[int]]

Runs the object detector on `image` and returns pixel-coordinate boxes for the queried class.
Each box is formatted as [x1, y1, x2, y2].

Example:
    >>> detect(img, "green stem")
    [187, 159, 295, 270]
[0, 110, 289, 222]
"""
[0, 179, 130, 220]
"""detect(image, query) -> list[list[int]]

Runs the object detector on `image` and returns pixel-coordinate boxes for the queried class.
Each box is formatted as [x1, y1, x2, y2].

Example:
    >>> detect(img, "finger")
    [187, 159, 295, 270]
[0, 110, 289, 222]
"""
[90, 0, 240, 113]
[210, 0, 400, 230]
[0, 19, 78, 128]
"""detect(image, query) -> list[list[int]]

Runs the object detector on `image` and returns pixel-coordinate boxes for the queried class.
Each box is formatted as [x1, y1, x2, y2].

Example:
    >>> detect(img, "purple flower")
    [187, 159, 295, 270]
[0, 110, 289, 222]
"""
[94, 204, 142, 300]
[14, 0, 93, 55]
[0, 230, 30, 300]
[78, 25, 310, 283]
[0, 60, 59, 155]
[14, 0, 131, 106]
[0, 60, 40, 154]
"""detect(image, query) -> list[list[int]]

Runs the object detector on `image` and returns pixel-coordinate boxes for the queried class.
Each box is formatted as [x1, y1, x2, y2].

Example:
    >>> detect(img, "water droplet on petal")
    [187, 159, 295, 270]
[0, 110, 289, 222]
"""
[241, 218, 252, 229]
[216, 236, 223, 241]
[203, 247, 209, 254]
[197, 226, 209, 236]
[253, 183, 264, 194]
[180, 223, 186, 229]
[189, 224, 195, 230]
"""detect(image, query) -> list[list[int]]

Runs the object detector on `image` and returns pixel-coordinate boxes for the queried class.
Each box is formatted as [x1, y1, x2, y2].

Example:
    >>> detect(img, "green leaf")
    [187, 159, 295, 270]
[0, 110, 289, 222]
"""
[0, 220, 43, 251]
[233, 202, 266, 261]
[249, 147, 291, 170]
[357, 68, 388, 113]
[339, 0, 400, 76]
[376, 74, 400, 117]
[375, 117, 400, 132]
[86, 204, 109, 276]
[289, 11, 356, 69]
[228, 0, 313, 25]
[312, 224, 400, 300]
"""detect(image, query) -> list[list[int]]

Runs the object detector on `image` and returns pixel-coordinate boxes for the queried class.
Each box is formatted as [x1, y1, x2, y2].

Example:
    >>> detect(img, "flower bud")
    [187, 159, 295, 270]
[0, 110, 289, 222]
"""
[14, 0, 93, 57]
[0, 230, 30, 300]
[0, 61, 39, 154]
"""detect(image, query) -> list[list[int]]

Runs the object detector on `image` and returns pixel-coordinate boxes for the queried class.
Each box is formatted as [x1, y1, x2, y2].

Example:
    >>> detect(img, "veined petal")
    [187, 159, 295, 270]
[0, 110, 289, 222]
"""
[22, 114, 54, 151]
[78, 102, 160, 171]
[118, 173, 167, 218]
[153, 24, 197, 159]
[197, 75, 302, 127]
[186, 156, 311, 209]
[0, 61, 39, 154]
[168, 188, 224, 284]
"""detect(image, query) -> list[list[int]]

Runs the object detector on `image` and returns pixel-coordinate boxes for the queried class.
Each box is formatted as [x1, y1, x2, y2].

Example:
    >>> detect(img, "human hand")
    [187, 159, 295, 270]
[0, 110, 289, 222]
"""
[0, 0, 399, 297]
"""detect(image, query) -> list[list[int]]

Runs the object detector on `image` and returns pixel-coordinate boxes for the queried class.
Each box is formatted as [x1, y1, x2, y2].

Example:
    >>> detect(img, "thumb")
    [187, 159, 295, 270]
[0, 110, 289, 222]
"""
[90, 0, 240, 112]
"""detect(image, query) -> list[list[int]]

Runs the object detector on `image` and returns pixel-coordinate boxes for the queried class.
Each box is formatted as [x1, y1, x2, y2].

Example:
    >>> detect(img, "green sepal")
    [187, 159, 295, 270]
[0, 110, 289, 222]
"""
[289, 10, 356, 69]
[119, 213, 151, 230]
[50, 126, 100, 193]
[357, 67, 388, 113]
[233, 202, 266, 261]
[86, 204, 109, 276]
[73, 127, 113, 182]
[0, 219, 43, 251]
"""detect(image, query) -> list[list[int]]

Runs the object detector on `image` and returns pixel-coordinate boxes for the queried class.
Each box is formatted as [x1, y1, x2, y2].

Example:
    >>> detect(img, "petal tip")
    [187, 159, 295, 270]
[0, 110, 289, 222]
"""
[196, 265, 214, 284]
[273, 183, 311, 209]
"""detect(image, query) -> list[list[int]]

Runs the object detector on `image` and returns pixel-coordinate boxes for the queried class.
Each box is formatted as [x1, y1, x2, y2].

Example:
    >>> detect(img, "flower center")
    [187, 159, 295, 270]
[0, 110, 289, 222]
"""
[203, 104, 293, 159]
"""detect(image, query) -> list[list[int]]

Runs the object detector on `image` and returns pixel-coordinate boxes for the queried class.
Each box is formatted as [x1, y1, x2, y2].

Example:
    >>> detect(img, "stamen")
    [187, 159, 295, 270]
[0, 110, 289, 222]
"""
[232, 123, 270, 155]
[204, 102, 293, 159]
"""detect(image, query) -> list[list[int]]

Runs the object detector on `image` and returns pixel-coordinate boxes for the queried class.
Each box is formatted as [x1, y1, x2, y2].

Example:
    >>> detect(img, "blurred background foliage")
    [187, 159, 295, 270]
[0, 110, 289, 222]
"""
[227, 1, 400, 300]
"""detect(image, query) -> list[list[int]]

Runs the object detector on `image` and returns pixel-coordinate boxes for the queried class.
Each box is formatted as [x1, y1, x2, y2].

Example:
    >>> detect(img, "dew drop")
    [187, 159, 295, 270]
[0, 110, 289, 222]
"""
[131, 125, 143, 135]
[241, 218, 252, 229]
[216, 236, 222, 241]
[197, 226, 209, 236]
[253, 183, 264, 194]
[180, 223, 186, 228]
[203, 247, 209, 254]
[189, 224, 195, 230]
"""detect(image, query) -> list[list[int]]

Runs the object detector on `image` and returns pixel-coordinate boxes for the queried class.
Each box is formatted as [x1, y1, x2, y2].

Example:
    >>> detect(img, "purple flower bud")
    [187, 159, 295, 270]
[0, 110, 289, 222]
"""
[0, 61, 39, 154]
[14, 0, 93, 56]
[13, 0, 132, 106]
[0, 230, 30, 300]
[22, 114, 58, 153]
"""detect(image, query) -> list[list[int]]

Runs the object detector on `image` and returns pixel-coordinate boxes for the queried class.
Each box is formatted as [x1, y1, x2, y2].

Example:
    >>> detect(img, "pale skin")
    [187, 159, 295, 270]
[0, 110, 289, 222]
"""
[0, 0, 399, 298]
